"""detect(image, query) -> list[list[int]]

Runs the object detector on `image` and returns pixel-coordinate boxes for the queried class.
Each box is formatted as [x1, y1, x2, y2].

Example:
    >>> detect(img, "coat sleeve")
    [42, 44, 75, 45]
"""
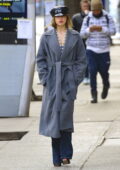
[74, 35, 87, 86]
[36, 34, 48, 86]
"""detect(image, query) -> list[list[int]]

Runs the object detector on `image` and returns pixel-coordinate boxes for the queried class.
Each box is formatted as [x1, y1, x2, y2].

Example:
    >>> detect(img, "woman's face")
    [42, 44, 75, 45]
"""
[54, 16, 67, 27]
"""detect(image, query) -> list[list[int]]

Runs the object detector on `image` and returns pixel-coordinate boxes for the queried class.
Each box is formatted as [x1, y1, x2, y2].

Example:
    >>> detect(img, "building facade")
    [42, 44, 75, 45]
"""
[37, 0, 119, 34]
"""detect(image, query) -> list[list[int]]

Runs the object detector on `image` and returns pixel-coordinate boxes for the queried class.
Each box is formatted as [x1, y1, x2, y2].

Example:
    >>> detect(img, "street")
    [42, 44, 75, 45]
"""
[0, 17, 120, 170]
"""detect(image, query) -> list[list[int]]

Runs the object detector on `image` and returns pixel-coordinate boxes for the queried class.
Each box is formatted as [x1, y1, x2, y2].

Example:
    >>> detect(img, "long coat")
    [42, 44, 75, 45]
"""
[37, 29, 86, 138]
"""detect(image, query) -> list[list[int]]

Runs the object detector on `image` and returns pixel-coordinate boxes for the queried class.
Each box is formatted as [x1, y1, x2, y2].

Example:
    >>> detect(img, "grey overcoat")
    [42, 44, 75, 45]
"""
[37, 28, 86, 138]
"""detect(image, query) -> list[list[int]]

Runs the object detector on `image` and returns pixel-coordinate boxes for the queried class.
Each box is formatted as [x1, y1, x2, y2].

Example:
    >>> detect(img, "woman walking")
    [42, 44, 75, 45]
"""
[37, 6, 86, 167]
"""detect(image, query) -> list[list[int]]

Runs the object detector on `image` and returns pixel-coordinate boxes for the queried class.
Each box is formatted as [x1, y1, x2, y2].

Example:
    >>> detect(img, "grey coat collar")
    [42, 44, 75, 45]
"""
[45, 29, 79, 60]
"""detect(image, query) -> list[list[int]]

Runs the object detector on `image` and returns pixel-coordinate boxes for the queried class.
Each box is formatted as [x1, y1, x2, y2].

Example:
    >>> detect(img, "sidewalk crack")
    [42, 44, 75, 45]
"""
[80, 123, 112, 170]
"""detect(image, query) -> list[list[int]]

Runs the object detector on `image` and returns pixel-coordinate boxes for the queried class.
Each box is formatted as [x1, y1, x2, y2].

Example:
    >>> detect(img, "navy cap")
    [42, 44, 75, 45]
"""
[50, 6, 69, 17]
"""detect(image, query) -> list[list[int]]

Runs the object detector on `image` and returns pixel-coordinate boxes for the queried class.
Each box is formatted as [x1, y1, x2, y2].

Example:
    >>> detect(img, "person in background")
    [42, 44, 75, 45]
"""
[80, 0, 116, 103]
[36, 6, 86, 167]
[72, 0, 90, 85]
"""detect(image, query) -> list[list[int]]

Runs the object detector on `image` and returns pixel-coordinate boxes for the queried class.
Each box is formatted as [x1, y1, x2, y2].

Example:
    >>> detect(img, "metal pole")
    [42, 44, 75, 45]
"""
[18, 0, 36, 116]
[118, 0, 120, 33]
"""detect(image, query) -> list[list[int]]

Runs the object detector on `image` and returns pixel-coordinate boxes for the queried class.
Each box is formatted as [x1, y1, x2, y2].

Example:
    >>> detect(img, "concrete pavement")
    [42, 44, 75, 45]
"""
[0, 17, 120, 169]
[0, 46, 120, 170]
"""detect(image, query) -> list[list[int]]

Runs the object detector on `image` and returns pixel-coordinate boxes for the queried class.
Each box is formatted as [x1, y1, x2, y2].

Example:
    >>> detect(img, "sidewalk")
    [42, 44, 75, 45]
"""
[0, 34, 120, 169]
[80, 45, 120, 170]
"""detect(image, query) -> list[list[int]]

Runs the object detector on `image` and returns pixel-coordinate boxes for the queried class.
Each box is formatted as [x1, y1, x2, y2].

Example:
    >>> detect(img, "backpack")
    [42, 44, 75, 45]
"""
[86, 14, 109, 27]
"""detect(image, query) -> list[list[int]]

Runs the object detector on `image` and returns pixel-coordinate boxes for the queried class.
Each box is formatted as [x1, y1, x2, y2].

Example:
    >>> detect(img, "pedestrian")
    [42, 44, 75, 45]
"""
[72, 0, 91, 85]
[36, 6, 87, 167]
[80, 0, 116, 103]
[72, 0, 90, 32]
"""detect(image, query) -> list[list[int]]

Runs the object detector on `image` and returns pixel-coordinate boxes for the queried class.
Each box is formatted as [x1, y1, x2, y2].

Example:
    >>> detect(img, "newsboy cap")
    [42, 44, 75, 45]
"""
[91, 0, 103, 10]
[50, 6, 69, 17]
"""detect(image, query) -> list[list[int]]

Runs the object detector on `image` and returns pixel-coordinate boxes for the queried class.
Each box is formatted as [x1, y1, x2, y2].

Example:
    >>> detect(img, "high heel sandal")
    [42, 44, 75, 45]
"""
[62, 158, 70, 165]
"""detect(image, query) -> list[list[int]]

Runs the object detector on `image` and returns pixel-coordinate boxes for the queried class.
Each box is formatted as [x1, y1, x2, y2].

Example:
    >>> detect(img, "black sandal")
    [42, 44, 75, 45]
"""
[54, 163, 61, 167]
[62, 158, 70, 165]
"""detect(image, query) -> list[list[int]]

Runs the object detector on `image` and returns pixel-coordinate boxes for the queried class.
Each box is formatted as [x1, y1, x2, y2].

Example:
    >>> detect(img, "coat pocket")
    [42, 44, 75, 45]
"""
[72, 65, 78, 86]
[66, 68, 78, 100]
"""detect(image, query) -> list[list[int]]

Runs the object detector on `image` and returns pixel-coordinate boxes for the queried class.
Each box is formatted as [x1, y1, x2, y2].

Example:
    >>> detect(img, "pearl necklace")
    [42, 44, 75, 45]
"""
[56, 30, 67, 46]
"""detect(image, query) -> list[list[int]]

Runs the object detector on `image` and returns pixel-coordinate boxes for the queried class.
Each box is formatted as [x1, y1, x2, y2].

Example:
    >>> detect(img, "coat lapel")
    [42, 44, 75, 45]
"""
[46, 29, 61, 60]
[61, 29, 78, 60]
[45, 29, 78, 61]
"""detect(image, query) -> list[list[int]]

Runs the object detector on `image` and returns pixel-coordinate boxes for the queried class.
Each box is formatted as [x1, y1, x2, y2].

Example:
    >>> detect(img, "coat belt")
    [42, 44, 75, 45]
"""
[47, 61, 75, 112]
[48, 61, 75, 68]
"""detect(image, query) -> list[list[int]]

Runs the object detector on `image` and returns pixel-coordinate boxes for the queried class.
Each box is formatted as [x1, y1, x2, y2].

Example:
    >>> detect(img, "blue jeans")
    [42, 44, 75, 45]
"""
[85, 65, 89, 78]
[51, 131, 73, 164]
[86, 50, 110, 92]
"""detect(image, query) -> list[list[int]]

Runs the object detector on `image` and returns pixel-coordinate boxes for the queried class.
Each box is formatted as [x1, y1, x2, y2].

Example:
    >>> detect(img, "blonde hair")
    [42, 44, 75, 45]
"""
[51, 15, 73, 29]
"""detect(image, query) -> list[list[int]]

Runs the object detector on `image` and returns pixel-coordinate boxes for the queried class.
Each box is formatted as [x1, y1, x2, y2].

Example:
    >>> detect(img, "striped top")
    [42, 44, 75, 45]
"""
[56, 30, 67, 56]
[80, 10, 116, 53]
